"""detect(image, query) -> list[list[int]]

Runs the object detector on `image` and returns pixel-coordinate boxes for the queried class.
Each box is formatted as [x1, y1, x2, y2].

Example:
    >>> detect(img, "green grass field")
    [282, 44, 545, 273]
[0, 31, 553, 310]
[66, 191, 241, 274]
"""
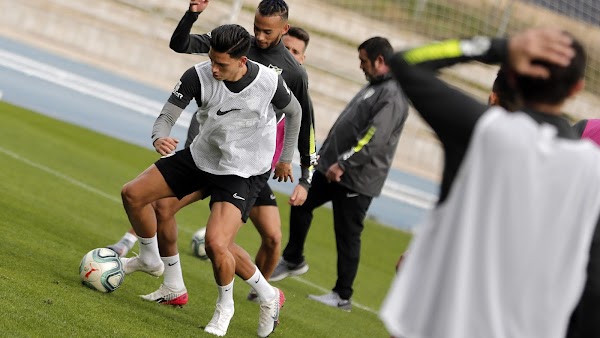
[0, 101, 412, 337]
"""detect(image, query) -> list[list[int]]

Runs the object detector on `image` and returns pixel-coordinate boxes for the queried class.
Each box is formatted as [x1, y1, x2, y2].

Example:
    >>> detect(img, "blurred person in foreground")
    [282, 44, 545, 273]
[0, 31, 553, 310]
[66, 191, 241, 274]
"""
[395, 65, 520, 273]
[379, 28, 600, 338]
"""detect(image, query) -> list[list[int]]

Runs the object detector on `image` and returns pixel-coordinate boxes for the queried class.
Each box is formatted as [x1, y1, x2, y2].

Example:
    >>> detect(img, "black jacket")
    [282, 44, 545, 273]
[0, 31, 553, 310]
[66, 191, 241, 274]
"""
[316, 74, 408, 197]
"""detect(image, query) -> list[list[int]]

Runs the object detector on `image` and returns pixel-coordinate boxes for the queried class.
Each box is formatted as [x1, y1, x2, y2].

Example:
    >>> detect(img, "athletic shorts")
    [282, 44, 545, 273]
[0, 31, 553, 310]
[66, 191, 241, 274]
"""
[253, 182, 278, 207]
[155, 148, 266, 222]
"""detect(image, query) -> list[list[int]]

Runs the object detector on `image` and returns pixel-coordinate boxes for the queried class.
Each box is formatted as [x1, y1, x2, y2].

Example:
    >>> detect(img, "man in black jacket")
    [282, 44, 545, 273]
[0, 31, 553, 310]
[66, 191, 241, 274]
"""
[270, 37, 409, 312]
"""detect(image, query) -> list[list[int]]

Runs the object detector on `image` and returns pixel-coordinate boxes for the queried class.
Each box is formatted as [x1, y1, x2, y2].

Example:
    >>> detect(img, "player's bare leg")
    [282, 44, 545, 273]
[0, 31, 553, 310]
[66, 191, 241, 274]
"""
[140, 191, 203, 306]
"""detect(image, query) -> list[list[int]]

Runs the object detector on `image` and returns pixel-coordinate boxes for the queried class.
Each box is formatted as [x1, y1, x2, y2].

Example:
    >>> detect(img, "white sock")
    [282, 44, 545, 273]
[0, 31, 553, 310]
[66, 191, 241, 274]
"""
[217, 279, 235, 309]
[122, 232, 138, 246]
[137, 234, 161, 266]
[245, 267, 275, 302]
[161, 254, 185, 291]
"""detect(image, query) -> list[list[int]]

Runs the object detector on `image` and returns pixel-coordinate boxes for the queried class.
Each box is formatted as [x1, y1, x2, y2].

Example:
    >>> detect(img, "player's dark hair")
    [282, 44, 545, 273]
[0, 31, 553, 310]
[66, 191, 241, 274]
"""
[515, 33, 586, 104]
[358, 37, 393, 64]
[257, 0, 289, 20]
[210, 24, 251, 59]
[491, 66, 520, 111]
[286, 26, 310, 49]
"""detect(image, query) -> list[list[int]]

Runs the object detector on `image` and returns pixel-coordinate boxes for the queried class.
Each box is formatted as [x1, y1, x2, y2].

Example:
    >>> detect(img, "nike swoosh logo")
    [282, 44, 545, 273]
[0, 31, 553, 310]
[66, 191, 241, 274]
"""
[346, 193, 359, 198]
[233, 193, 245, 201]
[255, 275, 261, 284]
[216, 108, 241, 116]
[269, 194, 276, 200]
[140, 242, 151, 245]
[168, 261, 179, 266]
[225, 287, 232, 292]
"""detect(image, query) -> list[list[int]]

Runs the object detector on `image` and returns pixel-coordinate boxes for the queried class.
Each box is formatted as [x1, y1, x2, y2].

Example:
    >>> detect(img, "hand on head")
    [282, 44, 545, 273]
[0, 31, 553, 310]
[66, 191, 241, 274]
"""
[508, 28, 575, 78]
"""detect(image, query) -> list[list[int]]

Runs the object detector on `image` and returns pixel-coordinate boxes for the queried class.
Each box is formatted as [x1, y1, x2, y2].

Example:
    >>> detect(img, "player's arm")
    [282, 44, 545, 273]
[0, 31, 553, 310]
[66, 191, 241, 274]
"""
[389, 38, 509, 145]
[391, 29, 574, 143]
[151, 67, 201, 155]
[272, 76, 302, 183]
[337, 95, 408, 172]
[169, 3, 211, 54]
[402, 37, 506, 71]
[289, 69, 317, 189]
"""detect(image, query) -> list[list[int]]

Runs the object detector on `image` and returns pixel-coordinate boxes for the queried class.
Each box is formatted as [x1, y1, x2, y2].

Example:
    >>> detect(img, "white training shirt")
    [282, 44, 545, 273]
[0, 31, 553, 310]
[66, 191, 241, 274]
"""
[190, 60, 278, 177]
[380, 108, 600, 338]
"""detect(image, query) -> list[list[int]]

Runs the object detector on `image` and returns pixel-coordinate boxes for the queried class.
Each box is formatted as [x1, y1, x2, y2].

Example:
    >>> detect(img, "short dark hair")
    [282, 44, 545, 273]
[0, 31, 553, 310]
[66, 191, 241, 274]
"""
[257, 0, 289, 20]
[515, 33, 586, 105]
[358, 37, 393, 64]
[210, 24, 251, 59]
[286, 26, 310, 48]
[492, 66, 520, 111]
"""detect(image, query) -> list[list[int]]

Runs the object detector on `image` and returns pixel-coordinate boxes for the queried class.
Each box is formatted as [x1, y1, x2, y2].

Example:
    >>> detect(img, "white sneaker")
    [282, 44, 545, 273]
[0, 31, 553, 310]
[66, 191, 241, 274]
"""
[204, 304, 235, 337]
[141, 284, 188, 306]
[120, 256, 164, 277]
[308, 291, 352, 312]
[257, 287, 286, 337]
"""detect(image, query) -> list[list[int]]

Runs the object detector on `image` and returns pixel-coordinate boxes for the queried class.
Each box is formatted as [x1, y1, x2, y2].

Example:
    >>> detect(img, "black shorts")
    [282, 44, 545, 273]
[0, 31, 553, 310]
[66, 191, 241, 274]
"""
[245, 171, 272, 212]
[155, 148, 263, 222]
[253, 182, 278, 207]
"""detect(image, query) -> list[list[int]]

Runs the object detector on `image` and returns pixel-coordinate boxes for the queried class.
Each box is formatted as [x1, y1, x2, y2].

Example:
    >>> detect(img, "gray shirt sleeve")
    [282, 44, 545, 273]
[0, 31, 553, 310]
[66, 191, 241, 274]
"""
[151, 102, 185, 144]
[278, 93, 301, 164]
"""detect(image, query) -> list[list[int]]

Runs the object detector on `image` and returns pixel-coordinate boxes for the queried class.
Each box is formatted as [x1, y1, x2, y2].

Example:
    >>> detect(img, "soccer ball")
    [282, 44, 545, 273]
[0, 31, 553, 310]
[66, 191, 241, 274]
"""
[79, 248, 125, 293]
[191, 227, 209, 260]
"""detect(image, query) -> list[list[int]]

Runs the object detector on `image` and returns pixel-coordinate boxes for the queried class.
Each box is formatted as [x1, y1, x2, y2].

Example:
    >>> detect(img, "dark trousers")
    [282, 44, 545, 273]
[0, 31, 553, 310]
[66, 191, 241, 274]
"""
[282, 170, 372, 300]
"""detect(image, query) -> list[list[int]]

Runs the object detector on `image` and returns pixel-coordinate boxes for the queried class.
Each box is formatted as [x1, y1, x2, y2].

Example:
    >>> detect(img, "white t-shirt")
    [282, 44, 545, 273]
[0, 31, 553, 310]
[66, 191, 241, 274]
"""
[380, 108, 600, 338]
[190, 60, 278, 177]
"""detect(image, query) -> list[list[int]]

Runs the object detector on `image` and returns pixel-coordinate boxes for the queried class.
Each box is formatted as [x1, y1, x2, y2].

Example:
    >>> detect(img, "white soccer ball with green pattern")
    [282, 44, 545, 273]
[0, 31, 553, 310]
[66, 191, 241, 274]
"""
[79, 248, 125, 293]
[191, 227, 209, 260]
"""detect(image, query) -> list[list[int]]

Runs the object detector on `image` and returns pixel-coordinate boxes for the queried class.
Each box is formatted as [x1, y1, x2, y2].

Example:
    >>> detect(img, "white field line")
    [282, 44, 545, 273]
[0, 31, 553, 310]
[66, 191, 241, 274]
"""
[0, 145, 381, 315]
[0, 48, 437, 210]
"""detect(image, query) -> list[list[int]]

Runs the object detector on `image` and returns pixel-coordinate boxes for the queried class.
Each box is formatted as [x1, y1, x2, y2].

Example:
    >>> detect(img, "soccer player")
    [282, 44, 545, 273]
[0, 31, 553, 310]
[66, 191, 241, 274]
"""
[107, 24, 313, 265]
[283, 26, 310, 65]
[120, 24, 300, 337]
[168, 0, 316, 292]
[379, 28, 600, 338]
[269, 37, 409, 312]
[107, 0, 314, 304]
